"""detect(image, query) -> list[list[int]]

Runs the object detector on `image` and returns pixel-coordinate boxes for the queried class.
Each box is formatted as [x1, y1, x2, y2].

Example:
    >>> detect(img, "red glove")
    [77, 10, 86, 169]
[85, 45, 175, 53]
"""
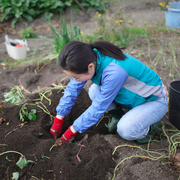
[50, 116, 64, 139]
[61, 126, 78, 142]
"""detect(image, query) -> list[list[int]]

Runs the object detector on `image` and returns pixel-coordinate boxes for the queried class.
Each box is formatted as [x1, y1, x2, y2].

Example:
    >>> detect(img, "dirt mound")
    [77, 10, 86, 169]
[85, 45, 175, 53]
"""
[0, 88, 116, 180]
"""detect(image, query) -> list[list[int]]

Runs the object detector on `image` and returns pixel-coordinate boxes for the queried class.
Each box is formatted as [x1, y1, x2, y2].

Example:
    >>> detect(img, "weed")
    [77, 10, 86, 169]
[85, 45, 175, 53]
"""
[38, 133, 43, 137]
[41, 155, 50, 161]
[6, 156, 13, 162]
[4, 86, 25, 105]
[49, 144, 57, 152]
[0, 151, 34, 170]
[20, 26, 35, 39]
[19, 104, 37, 122]
[33, 88, 52, 105]
[18, 85, 65, 122]
[40, 14, 82, 64]
[91, 9, 147, 47]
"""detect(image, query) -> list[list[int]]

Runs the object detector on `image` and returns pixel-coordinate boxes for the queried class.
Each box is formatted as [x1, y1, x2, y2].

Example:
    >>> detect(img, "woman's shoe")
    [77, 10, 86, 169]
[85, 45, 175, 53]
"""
[135, 121, 160, 144]
[107, 107, 124, 134]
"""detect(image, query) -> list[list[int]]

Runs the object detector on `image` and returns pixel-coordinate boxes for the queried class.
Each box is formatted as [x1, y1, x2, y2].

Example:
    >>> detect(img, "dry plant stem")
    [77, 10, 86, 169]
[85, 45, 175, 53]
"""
[74, 0, 90, 18]
[76, 134, 88, 162]
[19, 80, 31, 94]
[47, 170, 53, 172]
[7, 166, 9, 180]
[37, 102, 54, 119]
[0, 144, 8, 146]
[96, 115, 110, 127]
[0, 150, 23, 156]
[49, 144, 57, 152]
[27, 173, 39, 180]
[111, 123, 180, 180]
[31, 175, 39, 180]
[5, 123, 26, 138]
[39, 89, 52, 105]
[5, 128, 18, 138]
[33, 154, 37, 162]
[35, 61, 53, 74]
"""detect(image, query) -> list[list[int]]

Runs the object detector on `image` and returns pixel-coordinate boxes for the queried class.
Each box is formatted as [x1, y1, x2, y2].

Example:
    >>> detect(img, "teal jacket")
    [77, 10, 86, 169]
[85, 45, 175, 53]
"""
[91, 48, 163, 109]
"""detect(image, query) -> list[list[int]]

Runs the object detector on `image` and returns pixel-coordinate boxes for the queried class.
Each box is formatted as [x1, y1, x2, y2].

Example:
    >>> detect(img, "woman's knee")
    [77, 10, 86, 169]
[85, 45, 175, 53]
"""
[117, 120, 150, 141]
[117, 122, 133, 140]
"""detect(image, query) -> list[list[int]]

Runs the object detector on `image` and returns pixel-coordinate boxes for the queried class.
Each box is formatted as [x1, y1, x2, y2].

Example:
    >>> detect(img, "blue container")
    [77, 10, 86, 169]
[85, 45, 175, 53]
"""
[165, 1, 180, 28]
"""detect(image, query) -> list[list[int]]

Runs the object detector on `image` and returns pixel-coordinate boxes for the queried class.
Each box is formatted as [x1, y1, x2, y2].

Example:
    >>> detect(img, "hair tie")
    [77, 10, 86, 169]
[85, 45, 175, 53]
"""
[90, 43, 95, 49]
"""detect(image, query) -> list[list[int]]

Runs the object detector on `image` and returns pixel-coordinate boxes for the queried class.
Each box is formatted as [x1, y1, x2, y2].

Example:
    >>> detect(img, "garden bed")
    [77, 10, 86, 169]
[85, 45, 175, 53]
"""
[1, 0, 180, 180]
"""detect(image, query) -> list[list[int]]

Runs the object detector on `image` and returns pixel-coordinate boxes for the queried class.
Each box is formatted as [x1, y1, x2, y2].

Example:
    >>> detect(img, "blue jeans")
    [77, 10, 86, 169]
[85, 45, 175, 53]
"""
[88, 83, 168, 141]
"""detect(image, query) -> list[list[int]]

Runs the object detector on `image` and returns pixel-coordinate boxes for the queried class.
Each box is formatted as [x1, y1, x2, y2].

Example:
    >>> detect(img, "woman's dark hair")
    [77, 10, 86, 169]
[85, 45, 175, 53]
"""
[58, 41, 126, 74]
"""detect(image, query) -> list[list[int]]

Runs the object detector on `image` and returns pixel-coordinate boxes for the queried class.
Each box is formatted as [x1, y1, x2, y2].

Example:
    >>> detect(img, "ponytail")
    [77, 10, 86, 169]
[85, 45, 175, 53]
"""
[90, 41, 126, 60]
[58, 41, 126, 74]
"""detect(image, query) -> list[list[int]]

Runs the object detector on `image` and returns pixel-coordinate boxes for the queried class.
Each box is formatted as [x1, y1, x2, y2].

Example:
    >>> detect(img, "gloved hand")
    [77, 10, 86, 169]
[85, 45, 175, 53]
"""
[61, 126, 78, 142]
[50, 116, 64, 139]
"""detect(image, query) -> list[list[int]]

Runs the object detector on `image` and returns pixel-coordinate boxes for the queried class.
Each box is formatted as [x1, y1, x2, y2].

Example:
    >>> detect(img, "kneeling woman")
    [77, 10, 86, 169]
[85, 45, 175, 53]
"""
[50, 41, 168, 144]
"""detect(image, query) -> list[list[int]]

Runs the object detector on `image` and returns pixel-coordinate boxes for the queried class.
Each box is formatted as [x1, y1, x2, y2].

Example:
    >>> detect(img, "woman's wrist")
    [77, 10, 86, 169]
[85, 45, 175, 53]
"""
[56, 115, 64, 120]
[70, 125, 77, 133]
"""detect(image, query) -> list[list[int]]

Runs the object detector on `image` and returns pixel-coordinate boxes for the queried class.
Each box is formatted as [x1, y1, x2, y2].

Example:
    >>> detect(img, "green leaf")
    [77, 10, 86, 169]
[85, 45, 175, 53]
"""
[22, 14, 33, 21]
[12, 0, 22, 7]
[4, 95, 21, 104]
[15, 11, 23, 19]
[31, 109, 36, 114]
[6, 156, 12, 162]
[38, 132, 43, 136]
[65, 1, 71, 6]
[28, 113, 33, 120]
[81, 2, 89, 7]
[54, 1, 64, 7]
[43, 12, 53, 21]
[25, 111, 29, 116]
[28, 9, 36, 16]
[12, 172, 19, 180]
[24, 0, 30, 9]
[11, 18, 18, 29]
[19, 113, 25, 122]
[16, 156, 34, 169]
[4, 92, 13, 99]
[31, 114, 37, 121]
[42, 155, 50, 161]
[5, 7, 12, 14]
[20, 26, 35, 38]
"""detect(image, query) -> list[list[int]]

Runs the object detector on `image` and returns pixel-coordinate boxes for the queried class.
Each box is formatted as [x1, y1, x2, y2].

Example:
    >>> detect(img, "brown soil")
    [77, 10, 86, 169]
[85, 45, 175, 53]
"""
[0, 1, 180, 180]
[0, 87, 116, 180]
